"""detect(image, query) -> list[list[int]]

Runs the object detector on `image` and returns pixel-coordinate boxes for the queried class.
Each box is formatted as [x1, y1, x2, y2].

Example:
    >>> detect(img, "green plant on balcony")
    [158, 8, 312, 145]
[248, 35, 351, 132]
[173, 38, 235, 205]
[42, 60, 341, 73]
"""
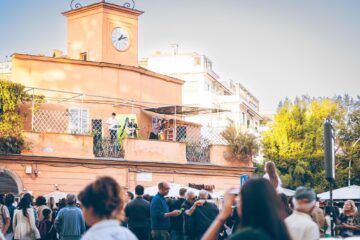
[221, 124, 259, 163]
[0, 79, 44, 154]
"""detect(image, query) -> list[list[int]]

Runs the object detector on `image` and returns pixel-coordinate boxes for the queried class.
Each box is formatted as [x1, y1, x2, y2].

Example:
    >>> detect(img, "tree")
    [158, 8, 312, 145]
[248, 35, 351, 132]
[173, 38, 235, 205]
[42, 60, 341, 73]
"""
[221, 124, 259, 163]
[0, 79, 43, 154]
[261, 95, 358, 192]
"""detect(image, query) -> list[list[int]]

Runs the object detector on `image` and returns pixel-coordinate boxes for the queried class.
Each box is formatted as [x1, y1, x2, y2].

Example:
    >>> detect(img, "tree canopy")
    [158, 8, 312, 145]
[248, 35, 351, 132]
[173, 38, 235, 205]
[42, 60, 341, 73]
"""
[262, 95, 360, 192]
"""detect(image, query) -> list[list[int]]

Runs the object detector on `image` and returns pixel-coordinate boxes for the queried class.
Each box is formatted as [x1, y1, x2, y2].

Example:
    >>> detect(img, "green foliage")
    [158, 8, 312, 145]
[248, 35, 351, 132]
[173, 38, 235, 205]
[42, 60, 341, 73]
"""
[221, 124, 259, 162]
[0, 137, 24, 154]
[0, 79, 43, 154]
[262, 95, 360, 192]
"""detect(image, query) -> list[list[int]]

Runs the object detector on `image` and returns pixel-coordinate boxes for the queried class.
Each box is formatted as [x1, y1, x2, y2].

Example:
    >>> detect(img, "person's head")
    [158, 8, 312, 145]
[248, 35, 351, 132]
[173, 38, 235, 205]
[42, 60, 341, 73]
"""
[278, 193, 292, 219]
[135, 185, 145, 197]
[143, 194, 152, 202]
[79, 176, 124, 226]
[111, 112, 116, 117]
[179, 188, 187, 198]
[238, 178, 291, 240]
[265, 161, 279, 189]
[158, 182, 170, 196]
[198, 190, 209, 200]
[22, 193, 33, 206]
[35, 196, 47, 206]
[66, 193, 77, 206]
[324, 206, 332, 216]
[185, 191, 197, 204]
[127, 191, 134, 201]
[48, 196, 55, 209]
[5, 193, 15, 206]
[18, 196, 31, 217]
[292, 187, 316, 214]
[42, 208, 51, 220]
[58, 198, 67, 209]
[343, 200, 357, 215]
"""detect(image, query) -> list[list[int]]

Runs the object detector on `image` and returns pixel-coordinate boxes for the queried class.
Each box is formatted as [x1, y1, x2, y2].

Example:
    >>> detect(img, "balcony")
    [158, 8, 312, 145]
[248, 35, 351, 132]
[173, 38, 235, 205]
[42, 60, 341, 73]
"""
[16, 88, 250, 167]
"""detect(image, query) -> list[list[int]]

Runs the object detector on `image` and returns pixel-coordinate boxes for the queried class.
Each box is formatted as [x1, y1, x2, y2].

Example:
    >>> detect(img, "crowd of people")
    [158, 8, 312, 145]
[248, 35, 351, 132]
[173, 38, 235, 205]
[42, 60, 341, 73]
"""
[0, 162, 359, 240]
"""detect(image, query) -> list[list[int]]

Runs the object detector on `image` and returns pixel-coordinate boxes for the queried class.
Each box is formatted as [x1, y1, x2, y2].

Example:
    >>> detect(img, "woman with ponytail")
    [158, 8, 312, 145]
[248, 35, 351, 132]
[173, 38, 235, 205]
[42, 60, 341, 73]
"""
[263, 161, 283, 193]
[79, 176, 137, 240]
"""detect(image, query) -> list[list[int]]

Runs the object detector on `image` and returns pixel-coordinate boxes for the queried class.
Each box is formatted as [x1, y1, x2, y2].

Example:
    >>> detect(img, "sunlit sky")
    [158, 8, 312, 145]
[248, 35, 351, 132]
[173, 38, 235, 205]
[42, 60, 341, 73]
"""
[1, 0, 359, 113]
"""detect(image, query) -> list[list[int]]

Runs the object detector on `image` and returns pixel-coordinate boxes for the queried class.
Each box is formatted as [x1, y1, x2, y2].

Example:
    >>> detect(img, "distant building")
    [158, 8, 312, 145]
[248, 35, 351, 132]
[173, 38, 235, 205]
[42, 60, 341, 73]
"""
[140, 49, 262, 133]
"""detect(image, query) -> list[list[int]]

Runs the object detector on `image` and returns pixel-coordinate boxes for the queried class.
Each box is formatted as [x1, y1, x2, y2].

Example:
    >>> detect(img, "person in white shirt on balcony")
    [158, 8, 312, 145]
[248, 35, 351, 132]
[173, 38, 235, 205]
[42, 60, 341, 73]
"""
[285, 187, 320, 240]
[105, 113, 119, 142]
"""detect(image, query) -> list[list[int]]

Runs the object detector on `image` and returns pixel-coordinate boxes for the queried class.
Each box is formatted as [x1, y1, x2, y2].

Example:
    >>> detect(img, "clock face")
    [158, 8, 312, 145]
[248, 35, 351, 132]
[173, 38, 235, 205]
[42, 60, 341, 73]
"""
[111, 27, 130, 51]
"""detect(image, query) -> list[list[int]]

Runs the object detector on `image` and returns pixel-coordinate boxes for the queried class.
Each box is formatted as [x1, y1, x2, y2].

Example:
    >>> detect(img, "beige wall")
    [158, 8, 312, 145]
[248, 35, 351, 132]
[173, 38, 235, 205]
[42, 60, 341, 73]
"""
[22, 132, 94, 158]
[0, 159, 253, 196]
[12, 56, 182, 105]
[209, 145, 253, 167]
[123, 138, 187, 164]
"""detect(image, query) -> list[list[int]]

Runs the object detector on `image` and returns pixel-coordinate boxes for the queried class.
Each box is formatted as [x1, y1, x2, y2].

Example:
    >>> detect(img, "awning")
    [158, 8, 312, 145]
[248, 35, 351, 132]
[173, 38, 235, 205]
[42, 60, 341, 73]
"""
[144, 105, 229, 116]
[318, 185, 360, 200]
[142, 109, 202, 127]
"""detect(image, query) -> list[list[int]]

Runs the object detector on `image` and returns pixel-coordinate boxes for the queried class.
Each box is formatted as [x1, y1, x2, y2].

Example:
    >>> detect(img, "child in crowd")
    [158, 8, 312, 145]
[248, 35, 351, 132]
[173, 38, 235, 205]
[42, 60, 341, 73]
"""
[38, 208, 53, 240]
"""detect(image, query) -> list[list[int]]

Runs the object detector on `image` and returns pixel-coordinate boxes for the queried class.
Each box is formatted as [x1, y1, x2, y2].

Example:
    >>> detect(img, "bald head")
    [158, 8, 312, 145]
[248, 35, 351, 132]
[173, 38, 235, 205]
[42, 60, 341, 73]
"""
[158, 182, 170, 196]
[199, 190, 209, 200]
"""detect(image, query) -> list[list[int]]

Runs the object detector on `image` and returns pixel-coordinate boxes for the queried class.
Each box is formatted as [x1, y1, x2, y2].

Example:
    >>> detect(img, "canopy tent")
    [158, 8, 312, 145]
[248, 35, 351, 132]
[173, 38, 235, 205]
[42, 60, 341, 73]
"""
[282, 188, 296, 197]
[144, 183, 201, 197]
[144, 105, 229, 116]
[318, 185, 360, 200]
[44, 191, 67, 203]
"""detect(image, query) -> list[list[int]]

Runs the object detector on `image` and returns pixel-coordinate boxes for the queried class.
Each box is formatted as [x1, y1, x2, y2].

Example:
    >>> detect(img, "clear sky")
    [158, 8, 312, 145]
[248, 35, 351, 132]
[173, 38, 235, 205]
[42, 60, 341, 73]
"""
[1, 0, 359, 113]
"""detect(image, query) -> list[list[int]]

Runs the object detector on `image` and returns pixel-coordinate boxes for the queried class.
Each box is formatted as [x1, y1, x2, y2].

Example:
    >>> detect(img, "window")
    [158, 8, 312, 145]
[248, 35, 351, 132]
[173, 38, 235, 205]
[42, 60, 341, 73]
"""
[242, 112, 245, 124]
[80, 52, 87, 61]
[69, 107, 89, 134]
[247, 119, 250, 129]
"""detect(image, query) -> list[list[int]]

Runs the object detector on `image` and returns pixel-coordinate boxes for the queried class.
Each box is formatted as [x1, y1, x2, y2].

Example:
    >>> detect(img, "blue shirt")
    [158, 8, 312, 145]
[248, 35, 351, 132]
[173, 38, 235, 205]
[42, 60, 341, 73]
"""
[55, 205, 86, 240]
[150, 193, 170, 230]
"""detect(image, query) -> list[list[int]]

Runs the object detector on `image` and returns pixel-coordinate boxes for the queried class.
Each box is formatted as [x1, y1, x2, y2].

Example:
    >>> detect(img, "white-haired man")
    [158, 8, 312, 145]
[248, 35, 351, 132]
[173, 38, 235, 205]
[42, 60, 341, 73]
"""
[285, 187, 320, 240]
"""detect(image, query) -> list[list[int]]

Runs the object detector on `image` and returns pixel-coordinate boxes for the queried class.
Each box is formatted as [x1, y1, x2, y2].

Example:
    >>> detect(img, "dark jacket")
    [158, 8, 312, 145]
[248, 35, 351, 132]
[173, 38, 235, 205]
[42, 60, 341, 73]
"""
[194, 201, 219, 237]
[182, 201, 197, 237]
[170, 198, 186, 232]
[125, 196, 150, 229]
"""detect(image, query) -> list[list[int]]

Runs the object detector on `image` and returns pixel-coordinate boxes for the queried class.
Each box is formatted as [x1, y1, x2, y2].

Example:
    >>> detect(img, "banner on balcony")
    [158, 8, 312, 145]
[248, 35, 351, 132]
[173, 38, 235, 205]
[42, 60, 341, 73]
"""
[116, 114, 139, 142]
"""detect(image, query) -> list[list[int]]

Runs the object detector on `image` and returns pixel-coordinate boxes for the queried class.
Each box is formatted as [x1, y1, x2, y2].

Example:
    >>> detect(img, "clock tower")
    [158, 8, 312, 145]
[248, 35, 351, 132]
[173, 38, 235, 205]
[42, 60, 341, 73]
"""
[63, 2, 143, 66]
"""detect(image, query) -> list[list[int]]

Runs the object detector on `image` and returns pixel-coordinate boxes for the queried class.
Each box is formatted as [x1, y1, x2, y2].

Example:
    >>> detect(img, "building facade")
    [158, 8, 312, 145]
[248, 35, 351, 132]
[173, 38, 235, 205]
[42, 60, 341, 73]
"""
[0, 2, 254, 197]
[140, 49, 262, 133]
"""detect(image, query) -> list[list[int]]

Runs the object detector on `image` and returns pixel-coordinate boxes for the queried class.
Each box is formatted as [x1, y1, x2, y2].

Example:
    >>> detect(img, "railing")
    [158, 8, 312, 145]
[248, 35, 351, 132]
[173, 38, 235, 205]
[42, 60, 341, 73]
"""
[23, 87, 233, 163]
[30, 109, 228, 162]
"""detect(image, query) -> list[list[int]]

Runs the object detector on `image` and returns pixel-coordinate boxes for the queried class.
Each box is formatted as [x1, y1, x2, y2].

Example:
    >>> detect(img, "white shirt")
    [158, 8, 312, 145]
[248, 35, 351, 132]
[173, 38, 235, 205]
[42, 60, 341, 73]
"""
[106, 117, 119, 130]
[263, 174, 283, 193]
[81, 219, 137, 240]
[285, 211, 320, 240]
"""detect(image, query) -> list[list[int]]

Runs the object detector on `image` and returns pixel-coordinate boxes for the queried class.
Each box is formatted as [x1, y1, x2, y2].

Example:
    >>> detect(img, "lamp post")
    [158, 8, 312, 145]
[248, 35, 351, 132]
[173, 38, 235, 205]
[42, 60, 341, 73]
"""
[348, 137, 360, 186]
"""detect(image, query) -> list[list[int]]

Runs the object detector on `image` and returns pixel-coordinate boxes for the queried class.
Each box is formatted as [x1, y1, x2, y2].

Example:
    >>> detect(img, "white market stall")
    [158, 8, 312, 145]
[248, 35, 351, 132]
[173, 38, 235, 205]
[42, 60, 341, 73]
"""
[44, 191, 67, 203]
[318, 185, 360, 200]
[282, 188, 296, 197]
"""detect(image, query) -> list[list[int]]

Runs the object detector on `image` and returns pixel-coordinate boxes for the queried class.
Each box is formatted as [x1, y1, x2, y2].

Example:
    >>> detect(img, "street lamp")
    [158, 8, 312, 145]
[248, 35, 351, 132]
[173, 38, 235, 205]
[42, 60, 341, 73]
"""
[348, 137, 360, 186]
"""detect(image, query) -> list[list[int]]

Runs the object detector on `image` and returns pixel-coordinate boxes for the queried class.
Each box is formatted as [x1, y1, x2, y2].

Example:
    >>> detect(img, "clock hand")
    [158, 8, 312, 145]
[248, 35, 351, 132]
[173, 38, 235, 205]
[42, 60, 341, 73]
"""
[118, 34, 124, 41]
